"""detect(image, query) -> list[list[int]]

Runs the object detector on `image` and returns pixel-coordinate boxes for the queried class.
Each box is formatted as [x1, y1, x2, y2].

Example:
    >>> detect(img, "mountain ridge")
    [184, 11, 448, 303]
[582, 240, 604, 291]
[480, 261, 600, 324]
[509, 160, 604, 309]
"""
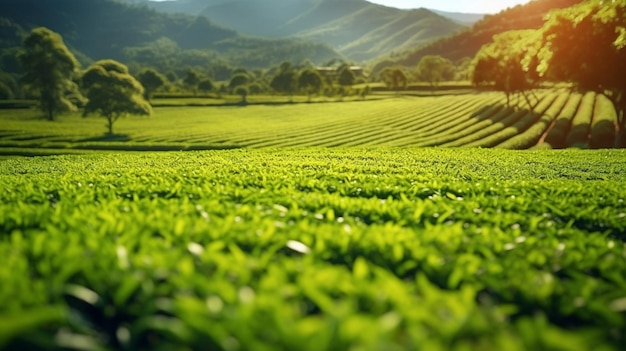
[130, 0, 468, 61]
[0, 0, 343, 75]
[389, 0, 585, 66]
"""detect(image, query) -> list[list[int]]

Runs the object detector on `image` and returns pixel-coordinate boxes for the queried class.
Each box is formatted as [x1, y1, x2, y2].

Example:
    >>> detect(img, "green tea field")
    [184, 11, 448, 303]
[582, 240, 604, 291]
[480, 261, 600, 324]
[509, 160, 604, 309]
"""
[0, 90, 620, 155]
[1, 148, 625, 350]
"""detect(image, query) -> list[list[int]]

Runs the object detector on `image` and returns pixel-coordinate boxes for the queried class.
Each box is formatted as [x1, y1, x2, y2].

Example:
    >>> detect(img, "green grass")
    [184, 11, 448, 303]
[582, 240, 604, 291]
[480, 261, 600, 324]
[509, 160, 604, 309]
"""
[1, 148, 625, 350]
[0, 91, 620, 153]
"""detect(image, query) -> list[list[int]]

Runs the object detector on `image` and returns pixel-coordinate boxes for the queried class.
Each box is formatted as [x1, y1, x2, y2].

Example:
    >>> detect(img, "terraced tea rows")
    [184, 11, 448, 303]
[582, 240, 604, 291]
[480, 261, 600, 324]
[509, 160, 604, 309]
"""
[1, 148, 625, 350]
[0, 90, 619, 154]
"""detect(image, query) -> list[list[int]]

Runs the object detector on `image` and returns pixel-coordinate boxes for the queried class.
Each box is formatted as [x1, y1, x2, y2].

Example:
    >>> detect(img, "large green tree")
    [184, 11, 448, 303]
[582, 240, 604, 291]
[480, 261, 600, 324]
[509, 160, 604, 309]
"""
[82, 60, 151, 135]
[198, 78, 214, 95]
[337, 64, 356, 87]
[19, 27, 83, 120]
[472, 30, 541, 108]
[535, 0, 626, 146]
[229, 73, 250, 91]
[270, 62, 297, 96]
[298, 68, 323, 102]
[379, 66, 407, 93]
[183, 68, 201, 96]
[137, 68, 167, 101]
[416, 55, 454, 93]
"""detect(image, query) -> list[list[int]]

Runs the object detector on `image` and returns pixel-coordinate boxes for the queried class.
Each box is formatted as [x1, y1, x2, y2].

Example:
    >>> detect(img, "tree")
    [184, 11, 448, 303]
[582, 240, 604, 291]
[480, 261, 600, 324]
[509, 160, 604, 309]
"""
[360, 85, 371, 100]
[234, 85, 248, 105]
[198, 78, 214, 95]
[137, 68, 167, 101]
[337, 64, 356, 87]
[183, 69, 200, 95]
[270, 62, 297, 97]
[0, 70, 17, 100]
[229, 73, 250, 91]
[298, 68, 323, 102]
[535, 0, 626, 146]
[82, 59, 151, 135]
[416, 55, 454, 93]
[379, 67, 407, 93]
[472, 30, 541, 107]
[19, 27, 83, 120]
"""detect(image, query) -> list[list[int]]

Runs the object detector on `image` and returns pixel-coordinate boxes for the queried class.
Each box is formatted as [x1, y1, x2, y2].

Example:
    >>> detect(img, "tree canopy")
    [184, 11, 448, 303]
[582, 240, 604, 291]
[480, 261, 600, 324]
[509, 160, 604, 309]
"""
[198, 78, 214, 94]
[535, 0, 626, 145]
[183, 69, 201, 95]
[416, 55, 454, 92]
[137, 68, 167, 101]
[337, 64, 356, 86]
[298, 68, 323, 101]
[379, 67, 407, 93]
[82, 59, 151, 135]
[472, 30, 541, 107]
[19, 27, 83, 120]
[270, 62, 297, 95]
[229, 73, 250, 90]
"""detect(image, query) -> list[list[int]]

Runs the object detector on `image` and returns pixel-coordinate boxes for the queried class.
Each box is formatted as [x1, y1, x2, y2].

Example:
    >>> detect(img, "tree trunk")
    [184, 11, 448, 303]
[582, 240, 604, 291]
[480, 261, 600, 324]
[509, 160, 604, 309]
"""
[107, 115, 114, 135]
[47, 106, 54, 121]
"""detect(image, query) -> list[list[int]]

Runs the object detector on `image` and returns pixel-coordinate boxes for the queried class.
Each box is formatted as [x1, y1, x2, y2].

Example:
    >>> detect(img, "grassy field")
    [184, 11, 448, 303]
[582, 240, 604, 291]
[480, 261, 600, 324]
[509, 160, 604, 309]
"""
[0, 90, 620, 155]
[1, 148, 625, 350]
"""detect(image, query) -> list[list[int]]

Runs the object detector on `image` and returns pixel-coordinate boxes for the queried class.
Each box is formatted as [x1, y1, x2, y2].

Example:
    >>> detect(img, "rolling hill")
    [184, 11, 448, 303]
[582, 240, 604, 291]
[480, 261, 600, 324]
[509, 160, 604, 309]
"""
[0, 0, 343, 74]
[390, 0, 585, 66]
[129, 0, 467, 61]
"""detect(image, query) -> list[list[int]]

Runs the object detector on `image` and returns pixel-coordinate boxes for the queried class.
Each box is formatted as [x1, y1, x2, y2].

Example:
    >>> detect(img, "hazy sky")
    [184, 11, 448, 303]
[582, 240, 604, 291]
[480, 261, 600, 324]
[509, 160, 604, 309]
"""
[366, 0, 532, 14]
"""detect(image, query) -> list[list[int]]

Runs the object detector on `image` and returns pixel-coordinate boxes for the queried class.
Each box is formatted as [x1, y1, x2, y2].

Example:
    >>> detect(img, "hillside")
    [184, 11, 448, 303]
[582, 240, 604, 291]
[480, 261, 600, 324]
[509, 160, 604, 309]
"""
[390, 0, 584, 66]
[0, 0, 342, 74]
[130, 0, 465, 61]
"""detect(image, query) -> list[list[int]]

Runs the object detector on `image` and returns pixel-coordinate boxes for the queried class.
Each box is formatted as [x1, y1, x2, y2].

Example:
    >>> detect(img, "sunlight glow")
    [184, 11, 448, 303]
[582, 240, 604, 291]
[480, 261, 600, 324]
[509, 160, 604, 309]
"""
[366, 0, 532, 14]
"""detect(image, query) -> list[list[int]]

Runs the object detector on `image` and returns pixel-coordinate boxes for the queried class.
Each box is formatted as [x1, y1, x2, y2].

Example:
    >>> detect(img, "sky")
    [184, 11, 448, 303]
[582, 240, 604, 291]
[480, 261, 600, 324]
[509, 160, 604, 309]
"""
[366, 0, 532, 14]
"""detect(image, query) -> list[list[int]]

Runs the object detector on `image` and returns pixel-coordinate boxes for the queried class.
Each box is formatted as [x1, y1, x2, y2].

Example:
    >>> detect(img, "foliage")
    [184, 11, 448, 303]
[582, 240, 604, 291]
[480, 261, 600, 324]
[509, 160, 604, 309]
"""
[298, 68, 323, 101]
[394, 0, 583, 66]
[182, 69, 201, 96]
[270, 62, 297, 95]
[18, 27, 83, 120]
[82, 59, 152, 135]
[0, 91, 621, 151]
[136, 68, 167, 101]
[0, 148, 625, 350]
[234, 85, 248, 104]
[535, 0, 626, 145]
[416, 55, 455, 91]
[472, 30, 541, 107]
[379, 66, 407, 92]
[337, 64, 356, 86]
[0, 79, 14, 100]
[228, 73, 250, 90]
[198, 78, 214, 94]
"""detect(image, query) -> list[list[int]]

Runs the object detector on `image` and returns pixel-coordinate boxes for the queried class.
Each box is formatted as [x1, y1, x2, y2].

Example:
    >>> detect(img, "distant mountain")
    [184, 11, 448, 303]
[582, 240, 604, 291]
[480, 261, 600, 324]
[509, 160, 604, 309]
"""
[431, 10, 485, 26]
[0, 0, 342, 74]
[129, 0, 466, 61]
[390, 0, 585, 66]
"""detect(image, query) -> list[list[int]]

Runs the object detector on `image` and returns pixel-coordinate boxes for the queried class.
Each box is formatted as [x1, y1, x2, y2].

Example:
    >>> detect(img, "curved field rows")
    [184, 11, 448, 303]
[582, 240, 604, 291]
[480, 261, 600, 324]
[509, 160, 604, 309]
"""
[0, 91, 620, 153]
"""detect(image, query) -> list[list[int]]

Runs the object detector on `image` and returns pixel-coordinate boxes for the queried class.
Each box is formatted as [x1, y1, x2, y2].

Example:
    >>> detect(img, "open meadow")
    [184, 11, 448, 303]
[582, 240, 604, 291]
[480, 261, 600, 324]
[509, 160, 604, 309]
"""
[1, 148, 625, 350]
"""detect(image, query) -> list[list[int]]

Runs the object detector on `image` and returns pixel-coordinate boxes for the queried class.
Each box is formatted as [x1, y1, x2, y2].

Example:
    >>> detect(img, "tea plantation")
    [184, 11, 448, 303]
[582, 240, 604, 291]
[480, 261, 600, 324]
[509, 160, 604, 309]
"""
[0, 90, 620, 155]
[1, 148, 625, 350]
